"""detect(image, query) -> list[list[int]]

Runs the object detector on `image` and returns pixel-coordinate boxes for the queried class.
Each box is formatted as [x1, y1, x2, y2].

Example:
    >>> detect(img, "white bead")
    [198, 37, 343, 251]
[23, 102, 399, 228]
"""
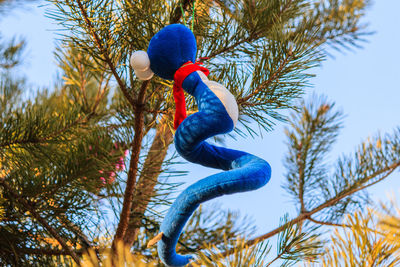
[130, 51, 151, 71]
[135, 68, 154, 80]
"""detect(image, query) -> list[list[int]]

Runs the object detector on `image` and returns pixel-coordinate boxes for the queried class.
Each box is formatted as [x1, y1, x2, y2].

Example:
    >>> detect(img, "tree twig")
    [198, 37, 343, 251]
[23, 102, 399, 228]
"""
[237, 50, 293, 105]
[75, 0, 136, 110]
[207, 0, 294, 60]
[4, 248, 78, 256]
[170, 0, 194, 24]
[114, 80, 149, 242]
[307, 217, 347, 227]
[0, 113, 92, 149]
[197, 161, 400, 262]
[0, 179, 81, 265]
[266, 250, 286, 267]
[5, 247, 104, 257]
[123, 115, 174, 245]
[298, 151, 306, 214]
[308, 216, 383, 236]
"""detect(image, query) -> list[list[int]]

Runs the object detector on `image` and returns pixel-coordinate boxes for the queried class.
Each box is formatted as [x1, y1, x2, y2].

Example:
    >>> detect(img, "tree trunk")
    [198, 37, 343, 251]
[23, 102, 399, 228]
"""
[123, 116, 174, 245]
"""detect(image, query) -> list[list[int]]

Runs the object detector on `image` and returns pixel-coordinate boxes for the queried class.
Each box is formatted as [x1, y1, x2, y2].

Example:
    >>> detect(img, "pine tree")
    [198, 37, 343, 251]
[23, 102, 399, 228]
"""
[306, 198, 400, 266]
[2, 0, 400, 266]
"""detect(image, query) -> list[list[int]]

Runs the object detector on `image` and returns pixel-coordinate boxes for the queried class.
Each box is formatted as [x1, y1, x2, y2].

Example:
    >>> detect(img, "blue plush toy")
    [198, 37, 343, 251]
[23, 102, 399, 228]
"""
[130, 24, 271, 267]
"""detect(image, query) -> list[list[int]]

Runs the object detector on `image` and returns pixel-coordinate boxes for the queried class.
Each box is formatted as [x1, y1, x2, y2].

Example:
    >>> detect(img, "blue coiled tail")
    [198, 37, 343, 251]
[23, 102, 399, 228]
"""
[157, 71, 271, 267]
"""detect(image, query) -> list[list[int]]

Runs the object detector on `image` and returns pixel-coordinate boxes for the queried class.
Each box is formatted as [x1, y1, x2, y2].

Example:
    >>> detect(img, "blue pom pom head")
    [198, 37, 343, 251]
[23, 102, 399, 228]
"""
[147, 24, 197, 80]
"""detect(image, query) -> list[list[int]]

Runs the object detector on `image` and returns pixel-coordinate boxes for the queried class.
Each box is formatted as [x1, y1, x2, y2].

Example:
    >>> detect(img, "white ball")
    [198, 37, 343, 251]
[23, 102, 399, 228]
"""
[130, 50, 151, 71]
[135, 68, 154, 81]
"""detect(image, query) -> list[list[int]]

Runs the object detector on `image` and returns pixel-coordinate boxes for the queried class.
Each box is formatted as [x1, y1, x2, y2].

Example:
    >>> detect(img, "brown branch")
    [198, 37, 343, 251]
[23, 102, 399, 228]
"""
[266, 250, 286, 267]
[123, 115, 174, 245]
[56, 215, 93, 251]
[6, 247, 82, 256]
[308, 162, 400, 217]
[308, 216, 382, 236]
[114, 80, 149, 242]
[307, 217, 347, 227]
[298, 151, 306, 214]
[77, 56, 88, 108]
[197, 160, 400, 262]
[92, 66, 110, 113]
[170, 0, 194, 24]
[5, 248, 73, 256]
[75, 0, 136, 110]
[0, 179, 81, 265]
[7, 247, 104, 256]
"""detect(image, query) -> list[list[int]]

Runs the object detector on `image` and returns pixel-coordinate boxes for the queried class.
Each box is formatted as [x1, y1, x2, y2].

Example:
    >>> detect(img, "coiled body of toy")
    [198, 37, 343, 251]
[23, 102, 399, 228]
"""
[157, 71, 271, 267]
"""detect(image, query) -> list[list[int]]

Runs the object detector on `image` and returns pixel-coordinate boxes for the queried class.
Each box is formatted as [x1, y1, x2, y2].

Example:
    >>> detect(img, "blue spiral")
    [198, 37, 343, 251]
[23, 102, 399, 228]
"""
[157, 71, 271, 267]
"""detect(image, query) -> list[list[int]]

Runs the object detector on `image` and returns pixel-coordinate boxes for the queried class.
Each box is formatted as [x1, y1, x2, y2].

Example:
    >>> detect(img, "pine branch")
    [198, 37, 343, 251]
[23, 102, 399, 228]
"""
[206, 0, 294, 60]
[12, 248, 73, 256]
[75, 0, 136, 110]
[299, 164, 306, 214]
[207, 35, 253, 59]
[308, 216, 380, 235]
[56, 215, 93, 251]
[314, 208, 400, 266]
[123, 115, 174, 245]
[0, 178, 81, 264]
[207, 160, 400, 261]
[170, 0, 194, 24]
[76, 57, 89, 108]
[237, 49, 293, 105]
[0, 113, 90, 149]
[6, 247, 84, 256]
[257, 160, 400, 240]
[284, 99, 343, 213]
[307, 217, 346, 227]
[92, 66, 110, 112]
[114, 79, 149, 242]
[266, 249, 286, 267]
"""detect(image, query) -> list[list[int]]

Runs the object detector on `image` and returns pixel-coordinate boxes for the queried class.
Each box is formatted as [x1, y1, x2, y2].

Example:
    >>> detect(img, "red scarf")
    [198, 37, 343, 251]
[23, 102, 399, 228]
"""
[173, 61, 209, 129]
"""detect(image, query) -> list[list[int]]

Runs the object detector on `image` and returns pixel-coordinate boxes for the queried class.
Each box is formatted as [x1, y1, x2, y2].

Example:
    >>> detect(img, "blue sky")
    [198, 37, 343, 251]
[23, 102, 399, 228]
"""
[1, 0, 399, 238]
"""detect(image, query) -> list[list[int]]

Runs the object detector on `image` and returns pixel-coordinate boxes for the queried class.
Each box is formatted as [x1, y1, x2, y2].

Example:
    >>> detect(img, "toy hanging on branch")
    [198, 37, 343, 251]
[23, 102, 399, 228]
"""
[131, 24, 271, 267]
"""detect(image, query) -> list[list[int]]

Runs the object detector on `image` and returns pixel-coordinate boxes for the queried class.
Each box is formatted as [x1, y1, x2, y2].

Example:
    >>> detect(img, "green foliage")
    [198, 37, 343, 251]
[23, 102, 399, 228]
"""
[272, 96, 400, 266]
[284, 95, 344, 212]
[274, 215, 322, 266]
[0, 29, 122, 266]
[133, 203, 258, 265]
[47, 0, 370, 134]
[4, 0, 398, 266]
[283, 95, 400, 224]
[193, 237, 270, 267]
[307, 200, 400, 266]
[320, 127, 400, 222]
[180, 205, 256, 253]
[56, 44, 112, 117]
[0, 101, 122, 265]
[0, 37, 25, 70]
[78, 240, 158, 267]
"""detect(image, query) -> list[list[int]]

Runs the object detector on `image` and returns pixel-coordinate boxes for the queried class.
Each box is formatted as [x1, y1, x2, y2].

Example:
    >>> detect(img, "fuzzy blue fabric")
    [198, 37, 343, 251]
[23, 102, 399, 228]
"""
[147, 24, 197, 80]
[146, 24, 272, 267]
[158, 72, 271, 266]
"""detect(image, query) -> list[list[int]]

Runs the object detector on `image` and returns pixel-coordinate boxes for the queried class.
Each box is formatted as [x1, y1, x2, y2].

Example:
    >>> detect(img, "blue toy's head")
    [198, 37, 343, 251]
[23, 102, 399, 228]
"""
[147, 24, 197, 80]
